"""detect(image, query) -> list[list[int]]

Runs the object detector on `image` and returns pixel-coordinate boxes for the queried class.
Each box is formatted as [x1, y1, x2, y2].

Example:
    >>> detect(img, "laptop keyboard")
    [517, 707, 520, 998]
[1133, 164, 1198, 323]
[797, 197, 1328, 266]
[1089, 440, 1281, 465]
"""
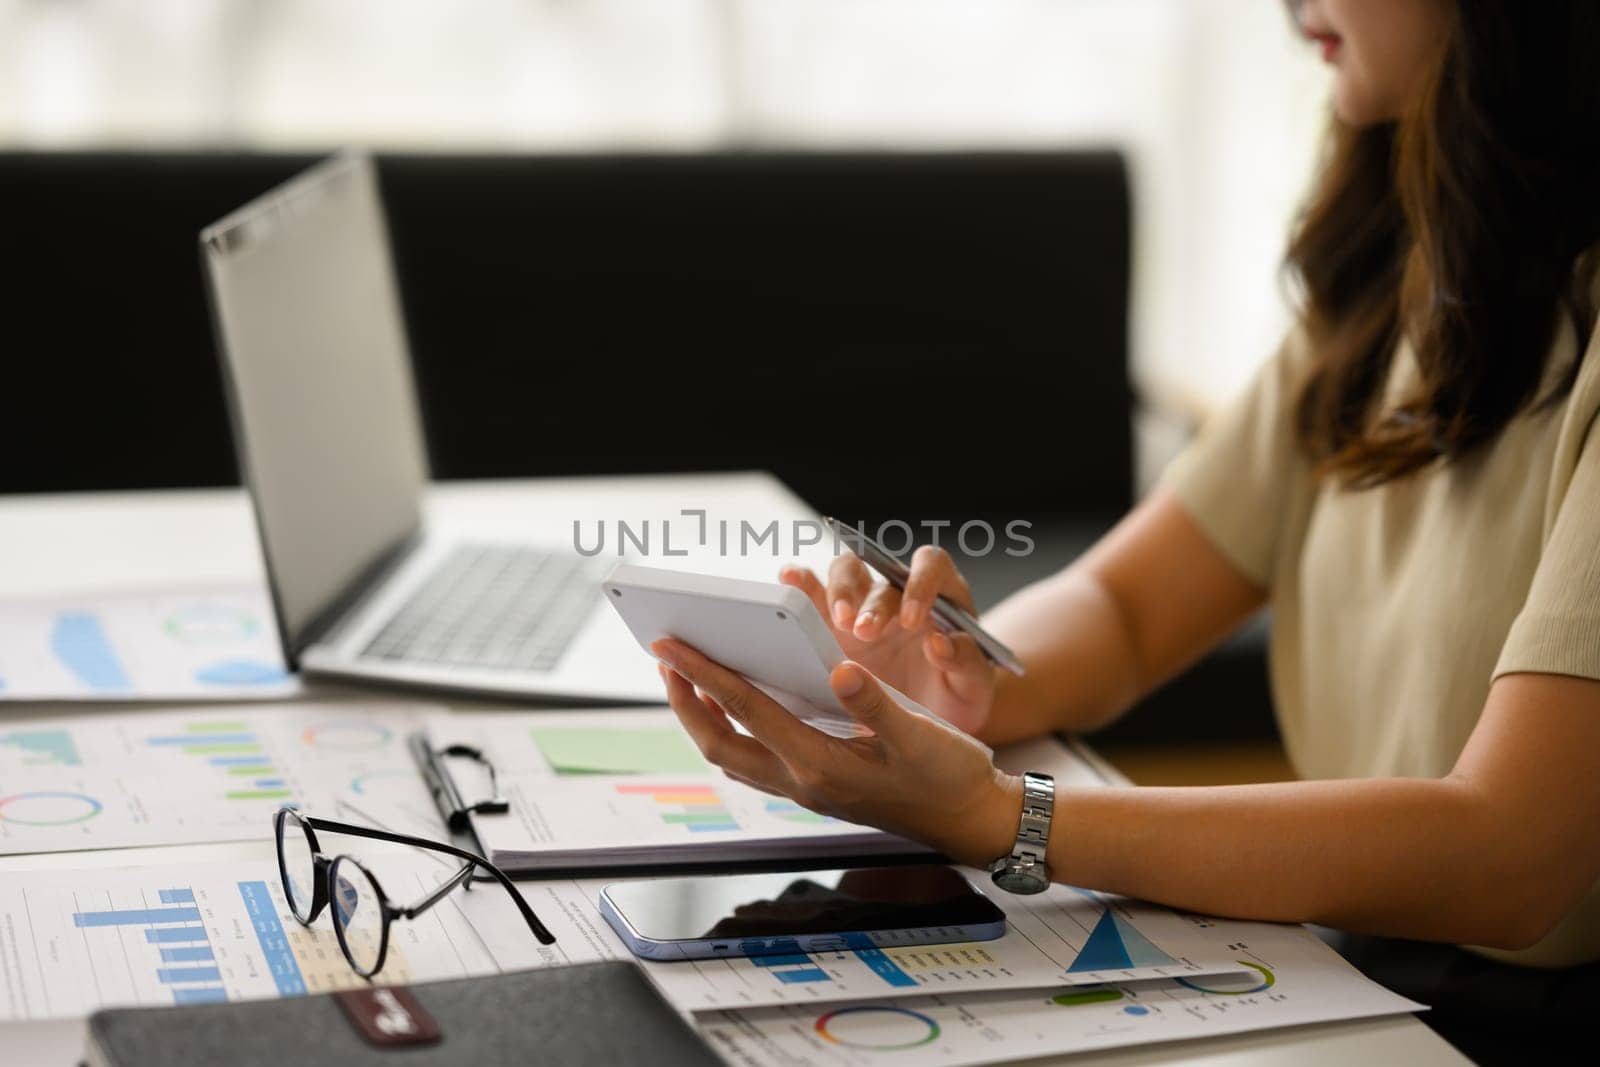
[358, 544, 602, 672]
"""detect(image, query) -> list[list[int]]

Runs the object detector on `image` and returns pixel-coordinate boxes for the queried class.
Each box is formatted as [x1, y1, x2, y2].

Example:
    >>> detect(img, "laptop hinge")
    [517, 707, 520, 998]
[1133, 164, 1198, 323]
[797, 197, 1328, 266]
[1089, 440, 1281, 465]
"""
[290, 528, 426, 662]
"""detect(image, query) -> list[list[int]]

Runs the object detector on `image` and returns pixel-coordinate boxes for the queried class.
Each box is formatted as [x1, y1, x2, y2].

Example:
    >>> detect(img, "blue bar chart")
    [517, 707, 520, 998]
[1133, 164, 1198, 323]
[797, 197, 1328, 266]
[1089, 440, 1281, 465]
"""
[0, 857, 496, 1021]
[71, 886, 228, 1006]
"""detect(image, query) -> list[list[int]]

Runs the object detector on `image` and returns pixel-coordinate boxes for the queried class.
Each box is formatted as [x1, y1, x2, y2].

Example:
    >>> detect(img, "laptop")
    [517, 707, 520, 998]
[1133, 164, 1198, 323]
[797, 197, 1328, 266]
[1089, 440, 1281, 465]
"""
[199, 152, 669, 702]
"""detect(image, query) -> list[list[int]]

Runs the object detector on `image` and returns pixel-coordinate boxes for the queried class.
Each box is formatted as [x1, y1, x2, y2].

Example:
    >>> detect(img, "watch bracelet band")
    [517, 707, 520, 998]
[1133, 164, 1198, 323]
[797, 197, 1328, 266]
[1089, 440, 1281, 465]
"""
[1009, 771, 1054, 866]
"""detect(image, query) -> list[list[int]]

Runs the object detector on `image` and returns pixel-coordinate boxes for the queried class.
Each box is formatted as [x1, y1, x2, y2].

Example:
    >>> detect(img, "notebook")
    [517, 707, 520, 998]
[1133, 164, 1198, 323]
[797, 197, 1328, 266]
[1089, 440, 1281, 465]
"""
[84, 962, 718, 1067]
[412, 710, 1097, 874]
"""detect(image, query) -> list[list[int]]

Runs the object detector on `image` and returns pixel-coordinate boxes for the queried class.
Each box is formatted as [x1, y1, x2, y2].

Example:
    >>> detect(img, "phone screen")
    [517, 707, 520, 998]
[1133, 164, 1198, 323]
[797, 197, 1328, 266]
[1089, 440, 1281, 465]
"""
[604, 865, 1003, 942]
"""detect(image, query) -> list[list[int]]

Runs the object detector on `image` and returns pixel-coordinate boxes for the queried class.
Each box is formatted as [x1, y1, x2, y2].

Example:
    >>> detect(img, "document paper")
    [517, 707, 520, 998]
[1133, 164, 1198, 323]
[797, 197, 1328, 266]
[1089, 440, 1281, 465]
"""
[0, 586, 297, 701]
[696, 919, 1425, 1065]
[0, 853, 514, 1021]
[0, 705, 427, 854]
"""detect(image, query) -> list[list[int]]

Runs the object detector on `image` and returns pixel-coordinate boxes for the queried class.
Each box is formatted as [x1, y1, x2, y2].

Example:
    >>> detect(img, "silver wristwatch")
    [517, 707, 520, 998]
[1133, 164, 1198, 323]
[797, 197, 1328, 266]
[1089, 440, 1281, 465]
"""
[987, 772, 1054, 894]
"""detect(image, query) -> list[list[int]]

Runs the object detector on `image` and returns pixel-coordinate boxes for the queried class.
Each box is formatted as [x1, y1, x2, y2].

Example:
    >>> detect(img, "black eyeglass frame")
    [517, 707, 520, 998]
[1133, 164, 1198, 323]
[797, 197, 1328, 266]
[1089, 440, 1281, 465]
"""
[273, 807, 554, 979]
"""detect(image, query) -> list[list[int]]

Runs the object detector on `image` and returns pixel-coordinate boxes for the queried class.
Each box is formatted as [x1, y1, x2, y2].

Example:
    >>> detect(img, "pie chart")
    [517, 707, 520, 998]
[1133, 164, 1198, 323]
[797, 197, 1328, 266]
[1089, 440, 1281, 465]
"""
[0, 791, 104, 825]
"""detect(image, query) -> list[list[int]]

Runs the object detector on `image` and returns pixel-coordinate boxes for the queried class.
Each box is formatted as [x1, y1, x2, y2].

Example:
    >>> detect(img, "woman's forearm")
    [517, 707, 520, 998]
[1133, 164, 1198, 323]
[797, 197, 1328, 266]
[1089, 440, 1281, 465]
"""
[1040, 777, 1548, 950]
[978, 492, 1267, 746]
[982, 569, 1143, 744]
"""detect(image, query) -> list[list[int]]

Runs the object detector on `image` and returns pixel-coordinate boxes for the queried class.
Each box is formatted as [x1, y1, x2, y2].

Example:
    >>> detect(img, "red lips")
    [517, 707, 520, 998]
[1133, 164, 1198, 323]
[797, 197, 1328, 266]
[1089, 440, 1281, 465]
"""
[1306, 30, 1342, 62]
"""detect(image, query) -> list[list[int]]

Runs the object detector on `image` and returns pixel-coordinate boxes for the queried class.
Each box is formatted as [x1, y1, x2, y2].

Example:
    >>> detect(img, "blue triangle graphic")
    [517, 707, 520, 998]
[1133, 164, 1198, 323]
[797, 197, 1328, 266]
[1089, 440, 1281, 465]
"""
[1110, 912, 1175, 968]
[1068, 909, 1133, 972]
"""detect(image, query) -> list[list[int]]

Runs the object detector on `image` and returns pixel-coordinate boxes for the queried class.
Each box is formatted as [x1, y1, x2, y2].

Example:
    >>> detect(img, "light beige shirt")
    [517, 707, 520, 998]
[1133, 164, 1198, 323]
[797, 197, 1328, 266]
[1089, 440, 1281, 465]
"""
[1162, 309, 1600, 968]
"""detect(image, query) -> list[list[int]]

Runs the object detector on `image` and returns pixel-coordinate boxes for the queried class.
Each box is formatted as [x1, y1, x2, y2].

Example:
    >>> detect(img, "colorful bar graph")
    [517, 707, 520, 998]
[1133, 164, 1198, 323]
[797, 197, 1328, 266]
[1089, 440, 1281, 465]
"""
[614, 783, 741, 832]
[143, 726, 298, 804]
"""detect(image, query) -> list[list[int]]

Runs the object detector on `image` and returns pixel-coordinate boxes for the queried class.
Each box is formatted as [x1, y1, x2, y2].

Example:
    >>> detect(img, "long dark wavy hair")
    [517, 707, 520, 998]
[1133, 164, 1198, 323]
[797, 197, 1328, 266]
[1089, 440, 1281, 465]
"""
[1289, 2, 1600, 487]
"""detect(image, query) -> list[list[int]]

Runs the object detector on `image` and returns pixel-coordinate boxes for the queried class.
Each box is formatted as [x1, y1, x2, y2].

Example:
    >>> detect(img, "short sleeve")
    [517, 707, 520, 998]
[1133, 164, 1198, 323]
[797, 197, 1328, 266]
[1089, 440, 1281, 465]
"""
[1494, 406, 1600, 682]
[1157, 328, 1317, 588]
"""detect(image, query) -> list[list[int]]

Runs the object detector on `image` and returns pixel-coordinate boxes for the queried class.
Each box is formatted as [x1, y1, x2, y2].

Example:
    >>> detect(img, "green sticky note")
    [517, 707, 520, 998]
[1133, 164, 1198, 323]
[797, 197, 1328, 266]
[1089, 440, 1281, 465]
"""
[529, 726, 707, 776]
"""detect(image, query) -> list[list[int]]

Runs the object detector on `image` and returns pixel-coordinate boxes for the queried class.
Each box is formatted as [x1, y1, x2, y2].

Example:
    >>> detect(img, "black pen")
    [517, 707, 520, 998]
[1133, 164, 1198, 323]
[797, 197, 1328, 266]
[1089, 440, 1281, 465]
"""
[823, 517, 1026, 677]
[408, 732, 509, 834]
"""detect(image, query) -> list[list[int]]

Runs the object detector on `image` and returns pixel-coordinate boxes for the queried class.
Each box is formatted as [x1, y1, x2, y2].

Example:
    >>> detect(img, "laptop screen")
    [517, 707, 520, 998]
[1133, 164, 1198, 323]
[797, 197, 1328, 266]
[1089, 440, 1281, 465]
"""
[201, 153, 428, 659]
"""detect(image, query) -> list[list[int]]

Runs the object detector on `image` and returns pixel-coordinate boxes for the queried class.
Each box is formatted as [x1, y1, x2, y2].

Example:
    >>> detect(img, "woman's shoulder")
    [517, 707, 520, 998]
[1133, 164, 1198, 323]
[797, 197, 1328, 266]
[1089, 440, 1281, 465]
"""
[1567, 300, 1600, 435]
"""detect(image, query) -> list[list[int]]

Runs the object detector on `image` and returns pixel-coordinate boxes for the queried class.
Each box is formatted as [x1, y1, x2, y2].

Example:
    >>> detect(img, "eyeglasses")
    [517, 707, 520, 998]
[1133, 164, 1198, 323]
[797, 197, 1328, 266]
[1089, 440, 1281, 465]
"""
[273, 807, 554, 978]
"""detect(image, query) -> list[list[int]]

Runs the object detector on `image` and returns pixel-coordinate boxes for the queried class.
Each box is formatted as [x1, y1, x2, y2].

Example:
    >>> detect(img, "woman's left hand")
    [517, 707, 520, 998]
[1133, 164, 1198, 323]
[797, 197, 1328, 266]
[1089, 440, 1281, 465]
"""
[652, 637, 1023, 867]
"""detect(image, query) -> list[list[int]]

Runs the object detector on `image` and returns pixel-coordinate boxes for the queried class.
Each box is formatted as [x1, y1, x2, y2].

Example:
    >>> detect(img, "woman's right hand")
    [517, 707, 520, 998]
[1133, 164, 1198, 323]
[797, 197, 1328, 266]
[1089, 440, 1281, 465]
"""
[779, 546, 998, 735]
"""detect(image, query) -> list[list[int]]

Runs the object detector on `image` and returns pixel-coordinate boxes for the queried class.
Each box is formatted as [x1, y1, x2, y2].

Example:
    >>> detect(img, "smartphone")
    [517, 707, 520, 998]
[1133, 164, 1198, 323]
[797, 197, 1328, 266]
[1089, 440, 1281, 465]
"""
[598, 865, 1007, 961]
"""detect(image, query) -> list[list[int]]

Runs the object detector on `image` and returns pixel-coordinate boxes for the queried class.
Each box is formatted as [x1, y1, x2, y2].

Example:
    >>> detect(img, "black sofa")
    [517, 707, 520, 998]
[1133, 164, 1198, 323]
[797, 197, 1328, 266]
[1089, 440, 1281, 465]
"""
[1, 149, 1272, 745]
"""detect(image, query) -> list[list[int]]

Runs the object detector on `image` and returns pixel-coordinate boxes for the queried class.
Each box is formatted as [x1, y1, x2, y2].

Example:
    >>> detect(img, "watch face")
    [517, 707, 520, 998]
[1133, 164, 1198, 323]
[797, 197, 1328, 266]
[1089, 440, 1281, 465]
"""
[992, 864, 1051, 895]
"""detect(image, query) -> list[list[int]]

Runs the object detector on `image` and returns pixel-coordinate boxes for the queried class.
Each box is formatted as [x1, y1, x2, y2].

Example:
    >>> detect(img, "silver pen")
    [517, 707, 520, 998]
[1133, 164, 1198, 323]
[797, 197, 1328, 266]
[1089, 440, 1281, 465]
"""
[822, 517, 1026, 677]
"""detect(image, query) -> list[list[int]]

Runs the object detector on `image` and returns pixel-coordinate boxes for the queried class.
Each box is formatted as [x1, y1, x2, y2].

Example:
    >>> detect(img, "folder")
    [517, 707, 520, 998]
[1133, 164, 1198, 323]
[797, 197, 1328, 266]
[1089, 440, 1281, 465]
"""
[85, 962, 719, 1067]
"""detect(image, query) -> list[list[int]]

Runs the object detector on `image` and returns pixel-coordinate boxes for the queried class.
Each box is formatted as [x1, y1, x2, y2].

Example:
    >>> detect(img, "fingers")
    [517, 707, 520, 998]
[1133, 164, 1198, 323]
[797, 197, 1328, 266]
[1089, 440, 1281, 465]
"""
[778, 566, 831, 624]
[828, 661, 911, 743]
[660, 665, 792, 785]
[653, 639, 826, 760]
[826, 553, 874, 630]
[924, 631, 993, 701]
[853, 581, 903, 641]
[900, 545, 975, 629]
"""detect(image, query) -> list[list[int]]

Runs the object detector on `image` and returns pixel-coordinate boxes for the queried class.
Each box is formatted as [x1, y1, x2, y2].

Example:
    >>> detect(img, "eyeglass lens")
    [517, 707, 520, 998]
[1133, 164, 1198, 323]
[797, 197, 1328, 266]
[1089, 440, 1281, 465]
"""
[330, 856, 387, 976]
[277, 812, 318, 924]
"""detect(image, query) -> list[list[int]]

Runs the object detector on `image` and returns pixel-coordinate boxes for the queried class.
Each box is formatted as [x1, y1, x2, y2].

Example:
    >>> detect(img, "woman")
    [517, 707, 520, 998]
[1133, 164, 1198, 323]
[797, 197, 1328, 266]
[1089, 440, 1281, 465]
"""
[655, 1, 1600, 1057]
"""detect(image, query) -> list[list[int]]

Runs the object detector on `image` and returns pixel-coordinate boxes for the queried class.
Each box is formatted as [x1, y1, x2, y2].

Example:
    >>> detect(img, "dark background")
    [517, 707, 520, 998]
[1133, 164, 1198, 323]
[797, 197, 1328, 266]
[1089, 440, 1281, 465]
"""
[1, 150, 1131, 527]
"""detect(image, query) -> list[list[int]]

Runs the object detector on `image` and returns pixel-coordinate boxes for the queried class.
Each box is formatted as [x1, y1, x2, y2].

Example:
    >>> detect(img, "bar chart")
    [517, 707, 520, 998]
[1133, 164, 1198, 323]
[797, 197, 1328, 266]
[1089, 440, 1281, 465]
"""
[144, 721, 292, 802]
[72, 887, 228, 1005]
[0, 857, 500, 1020]
[615, 783, 742, 833]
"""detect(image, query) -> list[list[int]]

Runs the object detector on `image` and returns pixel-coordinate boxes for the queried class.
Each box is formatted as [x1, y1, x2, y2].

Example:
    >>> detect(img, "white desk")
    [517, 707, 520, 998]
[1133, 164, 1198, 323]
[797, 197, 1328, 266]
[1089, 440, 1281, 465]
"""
[0, 476, 1467, 1065]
